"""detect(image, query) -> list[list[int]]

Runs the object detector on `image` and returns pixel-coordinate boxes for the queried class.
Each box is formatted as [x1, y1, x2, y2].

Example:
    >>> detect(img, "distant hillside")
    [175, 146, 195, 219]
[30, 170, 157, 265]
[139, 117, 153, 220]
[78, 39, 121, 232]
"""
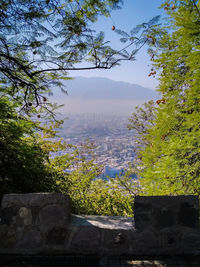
[58, 77, 159, 100]
[52, 77, 159, 115]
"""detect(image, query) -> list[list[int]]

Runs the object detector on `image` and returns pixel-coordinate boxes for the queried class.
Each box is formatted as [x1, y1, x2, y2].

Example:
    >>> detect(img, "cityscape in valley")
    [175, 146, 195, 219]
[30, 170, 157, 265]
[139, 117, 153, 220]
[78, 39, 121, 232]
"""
[57, 113, 138, 177]
[53, 77, 157, 177]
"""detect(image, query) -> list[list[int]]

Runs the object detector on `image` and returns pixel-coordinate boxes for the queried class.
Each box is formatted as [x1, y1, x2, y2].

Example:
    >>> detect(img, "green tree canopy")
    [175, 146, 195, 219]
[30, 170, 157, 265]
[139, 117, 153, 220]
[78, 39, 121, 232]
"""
[0, 0, 160, 114]
[132, 0, 200, 196]
[0, 0, 166, 215]
[0, 96, 61, 198]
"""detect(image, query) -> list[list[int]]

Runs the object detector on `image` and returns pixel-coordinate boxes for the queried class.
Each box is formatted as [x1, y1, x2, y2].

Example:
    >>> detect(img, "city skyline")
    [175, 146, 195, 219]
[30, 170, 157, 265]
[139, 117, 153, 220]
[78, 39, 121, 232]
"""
[55, 113, 139, 177]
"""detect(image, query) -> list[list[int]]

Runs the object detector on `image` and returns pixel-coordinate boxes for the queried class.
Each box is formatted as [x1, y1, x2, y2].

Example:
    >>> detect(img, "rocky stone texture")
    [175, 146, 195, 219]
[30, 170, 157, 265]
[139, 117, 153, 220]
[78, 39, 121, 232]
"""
[0, 193, 200, 257]
[134, 195, 199, 230]
[0, 193, 70, 253]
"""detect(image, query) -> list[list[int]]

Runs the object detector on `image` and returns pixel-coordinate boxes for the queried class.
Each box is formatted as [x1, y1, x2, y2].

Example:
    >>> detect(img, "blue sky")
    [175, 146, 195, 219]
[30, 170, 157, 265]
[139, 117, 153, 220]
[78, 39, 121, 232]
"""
[69, 0, 165, 90]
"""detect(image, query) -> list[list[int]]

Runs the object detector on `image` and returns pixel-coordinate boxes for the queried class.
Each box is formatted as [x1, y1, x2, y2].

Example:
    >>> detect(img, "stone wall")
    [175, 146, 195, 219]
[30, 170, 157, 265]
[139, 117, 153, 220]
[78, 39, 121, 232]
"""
[0, 193, 200, 256]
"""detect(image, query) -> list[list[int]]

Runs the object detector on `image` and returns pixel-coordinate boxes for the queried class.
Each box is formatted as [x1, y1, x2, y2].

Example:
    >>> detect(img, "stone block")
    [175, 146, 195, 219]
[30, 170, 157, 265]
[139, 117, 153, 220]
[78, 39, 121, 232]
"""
[0, 206, 33, 228]
[18, 207, 32, 226]
[0, 226, 17, 248]
[1, 193, 71, 230]
[18, 228, 42, 249]
[102, 229, 131, 254]
[45, 227, 68, 245]
[134, 195, 199, 230]
[1, 193, 70, 209]
[39, 204, 67, 230]
[71, 226, 101, 250]
[0, 206, 18, 226]
[130, 229, 158, 251]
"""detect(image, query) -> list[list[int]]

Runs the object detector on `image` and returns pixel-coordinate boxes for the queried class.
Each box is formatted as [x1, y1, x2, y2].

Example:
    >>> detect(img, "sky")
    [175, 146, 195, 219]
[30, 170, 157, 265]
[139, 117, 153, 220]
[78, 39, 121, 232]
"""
[69, 0, 165, 90]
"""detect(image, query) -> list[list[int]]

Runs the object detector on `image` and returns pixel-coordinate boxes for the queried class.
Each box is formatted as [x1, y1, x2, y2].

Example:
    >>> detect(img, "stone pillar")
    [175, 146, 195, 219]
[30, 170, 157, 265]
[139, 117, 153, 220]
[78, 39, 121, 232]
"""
[0, 193, 71, 253]
[134, 195, 199, 230]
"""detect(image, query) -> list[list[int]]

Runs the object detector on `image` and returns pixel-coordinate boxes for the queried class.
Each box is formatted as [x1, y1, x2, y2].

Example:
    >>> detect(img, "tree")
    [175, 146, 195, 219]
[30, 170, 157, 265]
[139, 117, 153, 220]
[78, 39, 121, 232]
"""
[127, 100, 156, 148]
[134, 0, 200, 196]
[0, 96, 135, 215]
[0, 96, 60, 198]
[50, 140, 134, 216]
[0, 0, 162, 213]
[0, 0, 159, 115]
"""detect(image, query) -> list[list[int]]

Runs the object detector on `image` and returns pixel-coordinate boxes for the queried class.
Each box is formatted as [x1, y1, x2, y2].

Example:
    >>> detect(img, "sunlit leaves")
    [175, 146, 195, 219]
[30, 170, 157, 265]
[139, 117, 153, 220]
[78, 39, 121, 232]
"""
[0, 0, 128, 111]
[135, 0, 200, 196]
[50, 139, 134, 216]
[0, 97, 59, 197]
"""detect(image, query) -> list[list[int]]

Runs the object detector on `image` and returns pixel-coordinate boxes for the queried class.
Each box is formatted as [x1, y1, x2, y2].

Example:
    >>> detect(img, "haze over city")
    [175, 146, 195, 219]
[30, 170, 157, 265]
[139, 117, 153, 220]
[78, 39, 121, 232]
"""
[52, 76, 158, 176]
[48, 1, 165, 177]
[52, 77, 159, 115]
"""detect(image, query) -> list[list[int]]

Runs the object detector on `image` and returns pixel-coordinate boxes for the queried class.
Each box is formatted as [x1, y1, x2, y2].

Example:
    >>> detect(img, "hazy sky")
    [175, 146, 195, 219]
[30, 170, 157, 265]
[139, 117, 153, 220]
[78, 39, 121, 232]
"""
[69, 0, 165, 90]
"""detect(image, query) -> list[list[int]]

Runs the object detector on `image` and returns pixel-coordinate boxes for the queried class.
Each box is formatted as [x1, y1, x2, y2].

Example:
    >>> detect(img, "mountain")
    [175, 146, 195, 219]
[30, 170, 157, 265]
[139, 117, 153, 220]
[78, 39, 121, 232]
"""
[59, 76, 159, 100]
[51, 77, 159, 115]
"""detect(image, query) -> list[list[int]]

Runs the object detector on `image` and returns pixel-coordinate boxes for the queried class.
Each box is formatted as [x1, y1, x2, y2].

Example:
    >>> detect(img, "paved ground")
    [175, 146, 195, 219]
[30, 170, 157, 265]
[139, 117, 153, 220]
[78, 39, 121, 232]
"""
[0, 256, 200, 267]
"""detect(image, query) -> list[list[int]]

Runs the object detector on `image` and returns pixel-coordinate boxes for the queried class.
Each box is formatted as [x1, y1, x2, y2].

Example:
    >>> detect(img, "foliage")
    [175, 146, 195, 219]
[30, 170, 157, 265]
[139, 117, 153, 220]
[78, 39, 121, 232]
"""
[0, 0, 153, 215]
[127, 100, 156, 148]
[0, 98, 135, 216]
[50, 141, 134, 216]
[133, 0, 200, 196]
[0, 96, 60, 198]
[126, 101, 157, 188]
[0, 0, 159, 114]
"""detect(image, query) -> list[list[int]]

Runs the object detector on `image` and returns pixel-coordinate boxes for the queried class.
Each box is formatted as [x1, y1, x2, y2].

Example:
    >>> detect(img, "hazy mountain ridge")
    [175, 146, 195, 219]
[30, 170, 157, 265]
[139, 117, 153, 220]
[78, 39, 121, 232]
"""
[52, 77, 159, 115]
[59, 76, 159, 100]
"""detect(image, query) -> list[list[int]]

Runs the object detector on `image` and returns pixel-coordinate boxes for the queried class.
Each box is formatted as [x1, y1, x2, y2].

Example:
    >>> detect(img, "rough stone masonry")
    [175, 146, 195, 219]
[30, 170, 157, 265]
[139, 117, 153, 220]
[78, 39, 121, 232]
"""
[0, 193, 200, 256]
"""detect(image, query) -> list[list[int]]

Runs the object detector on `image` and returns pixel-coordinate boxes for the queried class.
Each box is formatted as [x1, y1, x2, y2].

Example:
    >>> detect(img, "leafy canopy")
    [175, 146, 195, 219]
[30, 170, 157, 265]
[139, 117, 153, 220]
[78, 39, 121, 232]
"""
[0, 0, 161, 114]
[0, 0, 144, 214]
[0, 0, 162, 214]
[129, 0, 200, 196]
[0, 96, 60, 197]
[0, 96, 134, 216]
